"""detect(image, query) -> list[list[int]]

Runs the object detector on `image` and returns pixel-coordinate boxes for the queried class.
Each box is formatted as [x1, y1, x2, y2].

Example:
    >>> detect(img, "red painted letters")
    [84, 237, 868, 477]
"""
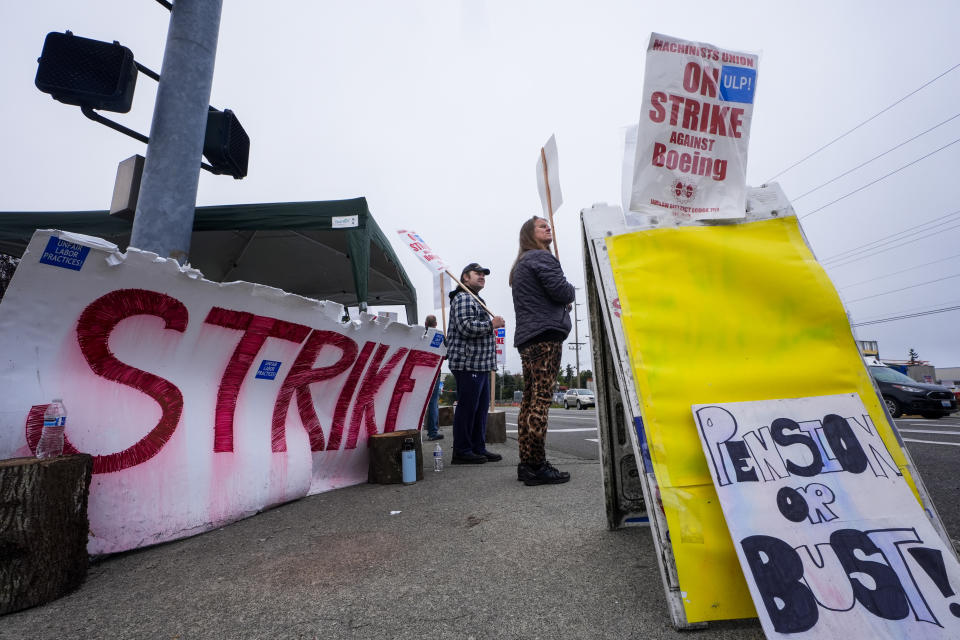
[385, 350, 442, 433]
[74, 288, 188, 473]
[24, 288, 441, 473]
[345, 345, 409, 449]
[271, 329, 358, 452]
[326, 341, 375, 451]
[204, 307, 310, 452]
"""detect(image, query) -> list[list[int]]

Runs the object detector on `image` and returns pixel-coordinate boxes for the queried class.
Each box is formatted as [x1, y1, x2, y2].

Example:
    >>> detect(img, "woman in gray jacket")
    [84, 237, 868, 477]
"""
[509, 216, 576, 486]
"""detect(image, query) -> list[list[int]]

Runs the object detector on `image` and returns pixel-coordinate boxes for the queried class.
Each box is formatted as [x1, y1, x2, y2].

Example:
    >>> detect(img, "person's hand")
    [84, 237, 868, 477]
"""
[492, 315, 505, 329]
[566, 303, 572, 311]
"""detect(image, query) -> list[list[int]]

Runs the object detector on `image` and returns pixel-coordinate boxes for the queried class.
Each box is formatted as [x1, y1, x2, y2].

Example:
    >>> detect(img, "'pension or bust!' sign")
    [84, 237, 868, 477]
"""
[630, 32, 758, 221]
[693, 393, 960, 638]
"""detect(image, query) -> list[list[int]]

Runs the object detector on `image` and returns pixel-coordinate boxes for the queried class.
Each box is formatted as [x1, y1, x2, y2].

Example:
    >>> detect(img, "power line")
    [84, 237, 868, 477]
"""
[765, 62, 960, 182]
[852, 296, 960, 325]
[851, 304, 960, 327]
[837, 252, 960, 289]
[844, 272, 960, 304]
[824, 220, 960, 270]
[798, 137, 960, 221]
[820, 208, 960, 265]
[793, 112, 960, 201]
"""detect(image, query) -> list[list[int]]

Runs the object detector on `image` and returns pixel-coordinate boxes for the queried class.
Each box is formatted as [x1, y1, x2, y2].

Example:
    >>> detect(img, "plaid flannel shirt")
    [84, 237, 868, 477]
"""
[445, 290, 496, 372]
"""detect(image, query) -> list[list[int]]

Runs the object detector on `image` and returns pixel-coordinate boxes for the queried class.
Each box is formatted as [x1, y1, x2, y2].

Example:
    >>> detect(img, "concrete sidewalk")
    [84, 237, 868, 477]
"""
[1, 429, 763, 639]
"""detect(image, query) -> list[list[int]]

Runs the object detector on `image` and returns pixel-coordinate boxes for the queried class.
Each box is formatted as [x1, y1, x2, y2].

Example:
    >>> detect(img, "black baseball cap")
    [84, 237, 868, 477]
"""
[461, 262, 490, 276]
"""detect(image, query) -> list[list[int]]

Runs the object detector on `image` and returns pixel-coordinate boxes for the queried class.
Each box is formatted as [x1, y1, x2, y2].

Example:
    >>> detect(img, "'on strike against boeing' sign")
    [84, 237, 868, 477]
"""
[629, 32, 758, 221]
[693, 393, 960, 639]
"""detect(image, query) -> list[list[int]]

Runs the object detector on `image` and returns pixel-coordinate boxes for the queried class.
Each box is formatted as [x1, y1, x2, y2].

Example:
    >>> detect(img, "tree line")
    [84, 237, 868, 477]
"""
[441, 367, 594, 405]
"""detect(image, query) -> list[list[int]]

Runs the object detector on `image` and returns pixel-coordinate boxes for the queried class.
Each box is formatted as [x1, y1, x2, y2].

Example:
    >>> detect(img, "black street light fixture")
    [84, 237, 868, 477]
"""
[34, 30, 249, 180]
[35, 31, 138, 113]
[203, 107, 250, 179]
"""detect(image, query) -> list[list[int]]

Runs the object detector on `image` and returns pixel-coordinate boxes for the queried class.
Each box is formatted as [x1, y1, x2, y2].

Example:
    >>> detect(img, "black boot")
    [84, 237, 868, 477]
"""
[523, 461, 570, 486]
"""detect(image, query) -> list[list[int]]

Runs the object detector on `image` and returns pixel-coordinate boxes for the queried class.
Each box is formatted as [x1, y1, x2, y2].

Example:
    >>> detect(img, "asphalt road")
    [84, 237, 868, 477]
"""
[893, 413, 960, 539]
[3, 409, 957, 639]
[501, 405, 601, 460]
[502, 407, 960, 541]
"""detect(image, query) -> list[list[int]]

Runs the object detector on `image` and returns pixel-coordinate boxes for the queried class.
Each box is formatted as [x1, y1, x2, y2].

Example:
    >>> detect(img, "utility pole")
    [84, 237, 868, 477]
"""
[130, 0, 223, 263]
[568, 289, 585, 385]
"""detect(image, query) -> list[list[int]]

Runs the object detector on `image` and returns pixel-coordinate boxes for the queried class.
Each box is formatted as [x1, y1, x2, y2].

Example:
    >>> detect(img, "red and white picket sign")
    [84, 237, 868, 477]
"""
[0, 230, 445, 554]
[629, 32, 759, 221]
[396, 229, 449, 274]
[396, 229, 495, 318]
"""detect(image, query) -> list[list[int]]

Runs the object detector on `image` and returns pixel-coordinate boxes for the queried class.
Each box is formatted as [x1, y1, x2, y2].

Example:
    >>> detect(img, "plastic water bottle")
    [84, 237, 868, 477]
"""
[401, 437, 417, 485]
[37, 398, 66, 459]
[433, 443, 443, 472]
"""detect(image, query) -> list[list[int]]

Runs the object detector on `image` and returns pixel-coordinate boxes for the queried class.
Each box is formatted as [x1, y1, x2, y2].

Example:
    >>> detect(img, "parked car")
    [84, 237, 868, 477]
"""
[868, 364, 958, 419]
[563, 388, 595, 410]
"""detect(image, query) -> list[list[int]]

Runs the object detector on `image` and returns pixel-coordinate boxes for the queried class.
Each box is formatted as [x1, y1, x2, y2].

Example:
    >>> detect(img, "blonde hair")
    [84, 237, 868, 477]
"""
[508, 216, 549, 286]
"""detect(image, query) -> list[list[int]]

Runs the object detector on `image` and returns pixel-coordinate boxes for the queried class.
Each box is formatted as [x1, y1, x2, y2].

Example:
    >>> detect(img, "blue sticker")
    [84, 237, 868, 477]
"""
[430, 332, 444, 348]
[255, 360, 282, 380]
[39, 236, 90, 271]
[633, 416, 654, 474]
[719, 65, 757, 104]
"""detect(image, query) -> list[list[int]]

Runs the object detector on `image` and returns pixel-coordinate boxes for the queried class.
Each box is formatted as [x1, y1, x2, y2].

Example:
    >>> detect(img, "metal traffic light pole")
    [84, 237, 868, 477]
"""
[130, 0, 223, 263]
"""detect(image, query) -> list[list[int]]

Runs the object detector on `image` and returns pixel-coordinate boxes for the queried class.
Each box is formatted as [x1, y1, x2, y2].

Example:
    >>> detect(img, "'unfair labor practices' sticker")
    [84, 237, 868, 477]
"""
[255, 360, 282, 380]
[39, 237, 90, 271]
[719, 65, 757, 104]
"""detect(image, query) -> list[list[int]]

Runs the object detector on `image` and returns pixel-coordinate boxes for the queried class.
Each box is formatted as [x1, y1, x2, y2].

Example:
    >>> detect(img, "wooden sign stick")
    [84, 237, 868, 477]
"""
[444, 269, 496, 317]
[439, 274, 448, 333]
[541, 147, 559, 260]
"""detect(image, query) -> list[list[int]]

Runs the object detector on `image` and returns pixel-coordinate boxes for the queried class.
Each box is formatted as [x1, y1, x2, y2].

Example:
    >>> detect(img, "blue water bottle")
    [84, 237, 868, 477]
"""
[401, 437, 417, 485]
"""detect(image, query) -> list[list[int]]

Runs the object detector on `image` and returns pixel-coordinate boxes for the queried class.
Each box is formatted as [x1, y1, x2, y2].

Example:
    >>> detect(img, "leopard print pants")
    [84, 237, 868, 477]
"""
[518, 340, 563, 465]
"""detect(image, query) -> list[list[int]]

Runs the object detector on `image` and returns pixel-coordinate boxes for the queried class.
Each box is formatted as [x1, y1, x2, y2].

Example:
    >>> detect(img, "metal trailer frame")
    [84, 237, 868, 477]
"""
[580, 188, 956, 631]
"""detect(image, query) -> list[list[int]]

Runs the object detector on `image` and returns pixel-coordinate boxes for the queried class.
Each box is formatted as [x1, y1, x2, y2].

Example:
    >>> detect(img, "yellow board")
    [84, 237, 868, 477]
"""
[606, 216, 916, 623]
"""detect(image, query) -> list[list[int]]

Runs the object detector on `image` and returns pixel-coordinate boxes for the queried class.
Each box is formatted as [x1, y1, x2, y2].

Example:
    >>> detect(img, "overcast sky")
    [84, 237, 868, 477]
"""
[3, 1, 960, 374]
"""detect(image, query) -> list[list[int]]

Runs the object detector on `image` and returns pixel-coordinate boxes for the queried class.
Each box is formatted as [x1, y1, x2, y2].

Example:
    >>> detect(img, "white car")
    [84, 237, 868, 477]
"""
[563, 388, 595, 410]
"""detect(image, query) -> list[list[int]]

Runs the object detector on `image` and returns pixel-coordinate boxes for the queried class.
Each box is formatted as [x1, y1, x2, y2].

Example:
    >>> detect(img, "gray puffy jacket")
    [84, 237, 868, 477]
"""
[511, 249, 575, 347]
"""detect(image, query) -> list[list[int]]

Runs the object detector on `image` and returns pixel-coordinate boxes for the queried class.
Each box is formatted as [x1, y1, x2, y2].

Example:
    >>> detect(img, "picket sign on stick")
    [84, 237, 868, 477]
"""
[397, 228, 499, 409]
[396, 229, 496, 318]
[540, 147, 558, 259]
[536, 134, 563, 260]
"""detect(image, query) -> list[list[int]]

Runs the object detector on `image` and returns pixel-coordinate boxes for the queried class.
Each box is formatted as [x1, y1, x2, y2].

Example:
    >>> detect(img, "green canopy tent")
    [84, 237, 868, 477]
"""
[0, 197, 418, 322]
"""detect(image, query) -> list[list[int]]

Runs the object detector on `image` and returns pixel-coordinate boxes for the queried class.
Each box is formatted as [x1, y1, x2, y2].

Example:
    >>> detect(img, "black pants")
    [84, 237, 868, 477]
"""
[452, 370, 490, 456]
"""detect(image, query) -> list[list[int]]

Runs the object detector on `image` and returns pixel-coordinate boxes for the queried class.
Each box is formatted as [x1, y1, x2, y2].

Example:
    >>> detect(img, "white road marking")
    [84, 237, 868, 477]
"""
[505, 413, 598, 422]
[584, 438, 599, 443]
[897, 429, 960, 436]
[506, 427, 598, 434]
[902, 438, 960, 447]
[902, 422, 960, 428]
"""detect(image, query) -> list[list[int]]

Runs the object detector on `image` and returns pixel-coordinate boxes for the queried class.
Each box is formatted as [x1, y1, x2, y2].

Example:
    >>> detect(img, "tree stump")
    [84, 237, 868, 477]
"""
[438, 406, 453, 426]
[368, 430, 423, 484]
[0, 454, 93, 615]
[485, 411, 507, 444]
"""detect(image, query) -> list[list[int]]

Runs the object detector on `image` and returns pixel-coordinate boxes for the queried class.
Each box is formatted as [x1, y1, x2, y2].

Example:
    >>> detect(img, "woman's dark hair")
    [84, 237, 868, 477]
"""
[508, 216, 549, 286]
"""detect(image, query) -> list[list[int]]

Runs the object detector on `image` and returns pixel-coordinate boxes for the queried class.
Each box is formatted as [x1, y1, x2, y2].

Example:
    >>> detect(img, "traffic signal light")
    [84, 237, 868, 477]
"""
[203, 108, 249, 179]
[35, 31, 138, 113]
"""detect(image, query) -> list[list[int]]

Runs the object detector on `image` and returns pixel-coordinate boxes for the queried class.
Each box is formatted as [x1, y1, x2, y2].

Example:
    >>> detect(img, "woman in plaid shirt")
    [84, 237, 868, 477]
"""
[447, 262, 506, 464]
